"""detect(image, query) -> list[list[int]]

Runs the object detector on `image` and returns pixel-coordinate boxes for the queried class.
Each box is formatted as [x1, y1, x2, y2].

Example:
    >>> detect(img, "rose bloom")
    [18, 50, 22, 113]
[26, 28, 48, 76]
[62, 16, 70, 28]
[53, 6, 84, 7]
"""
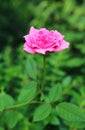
[23, 26, 69, 54]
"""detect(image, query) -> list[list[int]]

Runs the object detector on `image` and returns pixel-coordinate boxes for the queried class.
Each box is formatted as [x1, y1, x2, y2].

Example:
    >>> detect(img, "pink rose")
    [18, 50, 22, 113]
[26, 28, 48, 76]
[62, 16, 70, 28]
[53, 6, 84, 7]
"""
[23, 26, 69, 54]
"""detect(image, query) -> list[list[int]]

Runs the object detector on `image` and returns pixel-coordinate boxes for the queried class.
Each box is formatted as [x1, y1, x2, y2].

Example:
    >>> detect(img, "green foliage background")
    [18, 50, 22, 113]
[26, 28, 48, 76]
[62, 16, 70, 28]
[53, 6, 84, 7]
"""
[0, 0, 85, 129]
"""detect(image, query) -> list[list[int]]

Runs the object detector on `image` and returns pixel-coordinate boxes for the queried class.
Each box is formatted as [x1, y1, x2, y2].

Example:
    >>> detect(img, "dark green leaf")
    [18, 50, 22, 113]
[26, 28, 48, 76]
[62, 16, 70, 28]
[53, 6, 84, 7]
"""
[0, 91, 15, 112]
[14, 118, 29, 130]
[48, 84, 62, 102]
[33, 104, 52, 121]
[4, 110, 23, 128]
[18, 81, 37, 103]
[26, 56, 37, 80]
[56, 102, 85, 122]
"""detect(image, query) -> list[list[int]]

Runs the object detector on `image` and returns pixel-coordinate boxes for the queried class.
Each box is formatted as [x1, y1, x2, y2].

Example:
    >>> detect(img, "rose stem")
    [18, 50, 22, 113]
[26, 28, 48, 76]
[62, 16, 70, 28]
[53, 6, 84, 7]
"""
[41, 54, 46, 91]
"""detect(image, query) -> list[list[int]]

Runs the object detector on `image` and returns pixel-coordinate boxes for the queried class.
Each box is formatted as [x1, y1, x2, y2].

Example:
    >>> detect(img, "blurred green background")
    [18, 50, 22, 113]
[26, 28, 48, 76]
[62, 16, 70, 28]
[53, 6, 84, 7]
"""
[0, 0, 85, 130]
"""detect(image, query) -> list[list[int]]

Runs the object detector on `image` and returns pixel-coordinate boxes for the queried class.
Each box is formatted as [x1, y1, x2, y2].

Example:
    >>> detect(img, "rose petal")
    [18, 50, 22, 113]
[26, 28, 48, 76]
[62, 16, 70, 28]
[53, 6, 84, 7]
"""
[24, 42, 36, 54]
[54, 40, 70, 51]
[23, 26, 70, 55]
[35, 47, 55, 54]
[35, 49, 46, 54]
[29, 26, 38, 34]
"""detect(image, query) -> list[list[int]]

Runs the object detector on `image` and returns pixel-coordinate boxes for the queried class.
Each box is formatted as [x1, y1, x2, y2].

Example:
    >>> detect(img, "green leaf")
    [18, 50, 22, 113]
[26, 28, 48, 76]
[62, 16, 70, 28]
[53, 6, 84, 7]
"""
[56, 102, 85, 122]
[18, 81, 37, 103]
[33, 104, 52, 121]
[0, 127, 4, 130]
[0, 91, 15, 112]
[26, 56, 37, 80]
[66, 58, 84, 67]
[48, 84, 62, 102]
[14, 118, 29, 130]
[62, 76, 72, 86]
[4, 110, 23, 128]
[50, 116, 60, 125]
[71, 122, 85, 129]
